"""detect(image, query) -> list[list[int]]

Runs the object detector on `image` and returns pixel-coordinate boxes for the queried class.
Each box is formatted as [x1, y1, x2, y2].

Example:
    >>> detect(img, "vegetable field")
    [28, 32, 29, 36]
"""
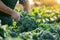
[0, 6, 60, 40]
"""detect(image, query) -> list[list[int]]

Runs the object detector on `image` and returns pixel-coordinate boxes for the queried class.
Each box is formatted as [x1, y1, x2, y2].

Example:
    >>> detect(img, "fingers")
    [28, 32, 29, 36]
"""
[15, 15, 20, 22]
[11, 12, 20, 22]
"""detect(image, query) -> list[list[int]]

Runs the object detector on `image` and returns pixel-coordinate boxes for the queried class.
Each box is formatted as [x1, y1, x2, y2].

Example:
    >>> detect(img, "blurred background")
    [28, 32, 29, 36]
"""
[16, 0, 60, 9]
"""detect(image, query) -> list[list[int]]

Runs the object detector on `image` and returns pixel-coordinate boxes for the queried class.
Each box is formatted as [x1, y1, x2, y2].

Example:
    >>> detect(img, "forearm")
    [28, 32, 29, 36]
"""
[0, 0, 15, 15]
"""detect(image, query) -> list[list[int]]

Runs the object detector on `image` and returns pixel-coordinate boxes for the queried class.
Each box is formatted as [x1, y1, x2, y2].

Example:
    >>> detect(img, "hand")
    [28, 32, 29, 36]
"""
[11, 11, 20, 22]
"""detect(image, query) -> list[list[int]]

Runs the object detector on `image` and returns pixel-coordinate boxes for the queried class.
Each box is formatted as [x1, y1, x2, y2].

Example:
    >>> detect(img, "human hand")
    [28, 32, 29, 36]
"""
[11, 12, 20, 22]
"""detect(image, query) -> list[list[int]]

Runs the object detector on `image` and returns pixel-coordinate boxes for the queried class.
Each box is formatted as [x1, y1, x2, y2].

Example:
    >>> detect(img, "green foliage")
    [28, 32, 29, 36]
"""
[0, 6, 60, 40]
[0, 26, 5, 38]
[16, 11, 38, 32]
[19, 23, 60, 40]
[30, 7, 60, 23]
